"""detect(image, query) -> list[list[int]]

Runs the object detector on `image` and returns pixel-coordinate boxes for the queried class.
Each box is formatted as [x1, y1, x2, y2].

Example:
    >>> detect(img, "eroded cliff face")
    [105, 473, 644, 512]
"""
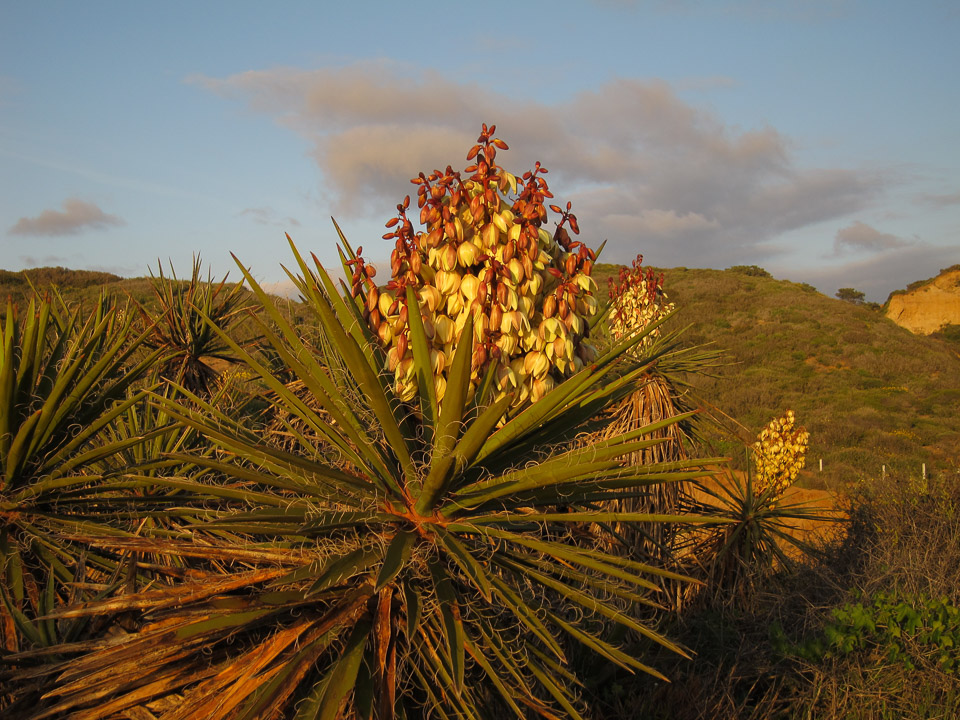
[886, 269, 960, 334]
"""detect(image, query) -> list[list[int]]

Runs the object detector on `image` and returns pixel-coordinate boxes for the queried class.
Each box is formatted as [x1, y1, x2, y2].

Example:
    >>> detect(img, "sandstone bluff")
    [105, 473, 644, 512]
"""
[886, 267, 960, 335]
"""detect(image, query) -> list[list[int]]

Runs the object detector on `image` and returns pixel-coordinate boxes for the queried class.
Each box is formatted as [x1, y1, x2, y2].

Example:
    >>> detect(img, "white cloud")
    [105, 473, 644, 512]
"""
[195, 62, 885, 267]
[238, 206, 301, 228]
[9, 198, 125, 237]
[834, 221, 909, 254]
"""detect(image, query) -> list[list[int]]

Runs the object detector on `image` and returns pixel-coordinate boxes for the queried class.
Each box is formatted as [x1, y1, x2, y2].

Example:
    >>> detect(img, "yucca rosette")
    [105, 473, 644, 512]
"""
[347, 124, 599, 412]
[10, 243, 724, 720]
[753, 410, 810, 498]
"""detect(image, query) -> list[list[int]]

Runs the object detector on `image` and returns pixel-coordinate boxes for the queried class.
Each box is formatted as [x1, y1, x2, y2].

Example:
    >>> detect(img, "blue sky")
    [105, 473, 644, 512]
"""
[1, 1, 958, 301]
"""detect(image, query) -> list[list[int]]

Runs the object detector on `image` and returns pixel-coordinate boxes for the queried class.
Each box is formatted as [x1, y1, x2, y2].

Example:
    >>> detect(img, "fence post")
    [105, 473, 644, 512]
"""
[922, 463, 927, 480]
[819, 458, 823, 473]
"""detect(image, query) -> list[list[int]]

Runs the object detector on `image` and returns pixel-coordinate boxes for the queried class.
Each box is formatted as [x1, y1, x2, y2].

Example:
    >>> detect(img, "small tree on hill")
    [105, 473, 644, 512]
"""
[727, 265, 771, 278]
[836, 287, 865, 304]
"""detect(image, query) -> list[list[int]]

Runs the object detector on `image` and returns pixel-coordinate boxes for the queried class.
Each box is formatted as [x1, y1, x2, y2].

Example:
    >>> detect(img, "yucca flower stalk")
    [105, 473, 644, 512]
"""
[607, 253, 674, 351]
[752, 409, 809, 499]
[8, 240, 726, 720]
[351, 123, 600, 412]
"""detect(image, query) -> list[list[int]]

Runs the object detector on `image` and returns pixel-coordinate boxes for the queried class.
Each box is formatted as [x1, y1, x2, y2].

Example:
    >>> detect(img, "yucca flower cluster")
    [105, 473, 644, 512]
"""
[607, 254, 674, 348]
[753, 410, 810, 498]
[349, 124, 599, 408]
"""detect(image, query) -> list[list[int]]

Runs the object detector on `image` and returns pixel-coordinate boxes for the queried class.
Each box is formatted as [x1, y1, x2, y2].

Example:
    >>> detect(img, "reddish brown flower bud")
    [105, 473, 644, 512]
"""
[543, 295, 557, 319]
[521, 254, 533, 281]
[490, 305, 503, 330]
[472, 345, 487, 372]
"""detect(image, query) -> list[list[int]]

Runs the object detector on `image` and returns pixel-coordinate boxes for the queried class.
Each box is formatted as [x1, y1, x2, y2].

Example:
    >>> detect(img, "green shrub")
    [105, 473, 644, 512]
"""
[793, 592, 960, 672]
[726, 265, 771, 278]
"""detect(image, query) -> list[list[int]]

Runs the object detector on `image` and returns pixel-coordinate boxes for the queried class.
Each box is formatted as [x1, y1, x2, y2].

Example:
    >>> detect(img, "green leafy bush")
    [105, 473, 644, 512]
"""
[725, 265, 771, 278]
[793, 592, 960, 672]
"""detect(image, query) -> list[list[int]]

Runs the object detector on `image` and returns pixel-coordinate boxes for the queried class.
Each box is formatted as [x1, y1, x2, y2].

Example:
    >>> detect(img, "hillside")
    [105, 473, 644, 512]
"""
[594, 263, 960, 488]
[1, 266, 157, 307]
[7, 263, 960, 489]
[0, 265, 265, 347]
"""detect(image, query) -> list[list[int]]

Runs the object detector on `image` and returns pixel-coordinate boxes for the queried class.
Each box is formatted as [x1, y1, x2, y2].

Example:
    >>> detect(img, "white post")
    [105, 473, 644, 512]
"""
[882, 465, 886, 479]
[922, 463, 927, 480]
[819, 458, 823, 472]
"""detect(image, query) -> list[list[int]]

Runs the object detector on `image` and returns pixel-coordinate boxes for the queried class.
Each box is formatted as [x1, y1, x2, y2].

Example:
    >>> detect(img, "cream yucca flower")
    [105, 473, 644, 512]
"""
[607, 254, 675, 349]
[752, 410, 810, 499]
[348, 124, 600, 413]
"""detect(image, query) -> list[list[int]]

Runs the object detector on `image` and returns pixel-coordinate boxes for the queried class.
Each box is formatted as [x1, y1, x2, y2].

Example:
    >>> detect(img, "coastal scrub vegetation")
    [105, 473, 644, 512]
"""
[2, 126, 957, 719]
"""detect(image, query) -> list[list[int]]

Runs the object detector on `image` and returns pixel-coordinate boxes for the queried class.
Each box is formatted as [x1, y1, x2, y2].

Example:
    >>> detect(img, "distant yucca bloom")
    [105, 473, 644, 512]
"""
[753, 410, 809, 498]
[607, 254, 674, 347]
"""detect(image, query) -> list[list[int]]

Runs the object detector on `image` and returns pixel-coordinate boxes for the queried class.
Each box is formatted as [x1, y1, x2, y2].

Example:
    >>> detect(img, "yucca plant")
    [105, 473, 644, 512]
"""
[8, 128, 729, 718]
[681, 413, 837, 608]
[593, 257, 724, 619]
[0, 292, 160, 655]
[597, 257, 688, 559]
[90, 386, 216, 540]
[134, 255, 252, 396]
[5, 237, 726, 720]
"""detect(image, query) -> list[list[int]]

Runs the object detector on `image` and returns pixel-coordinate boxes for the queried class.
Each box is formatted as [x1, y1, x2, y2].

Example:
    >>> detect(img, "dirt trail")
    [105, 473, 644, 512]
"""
[776, 485, 847, 556]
